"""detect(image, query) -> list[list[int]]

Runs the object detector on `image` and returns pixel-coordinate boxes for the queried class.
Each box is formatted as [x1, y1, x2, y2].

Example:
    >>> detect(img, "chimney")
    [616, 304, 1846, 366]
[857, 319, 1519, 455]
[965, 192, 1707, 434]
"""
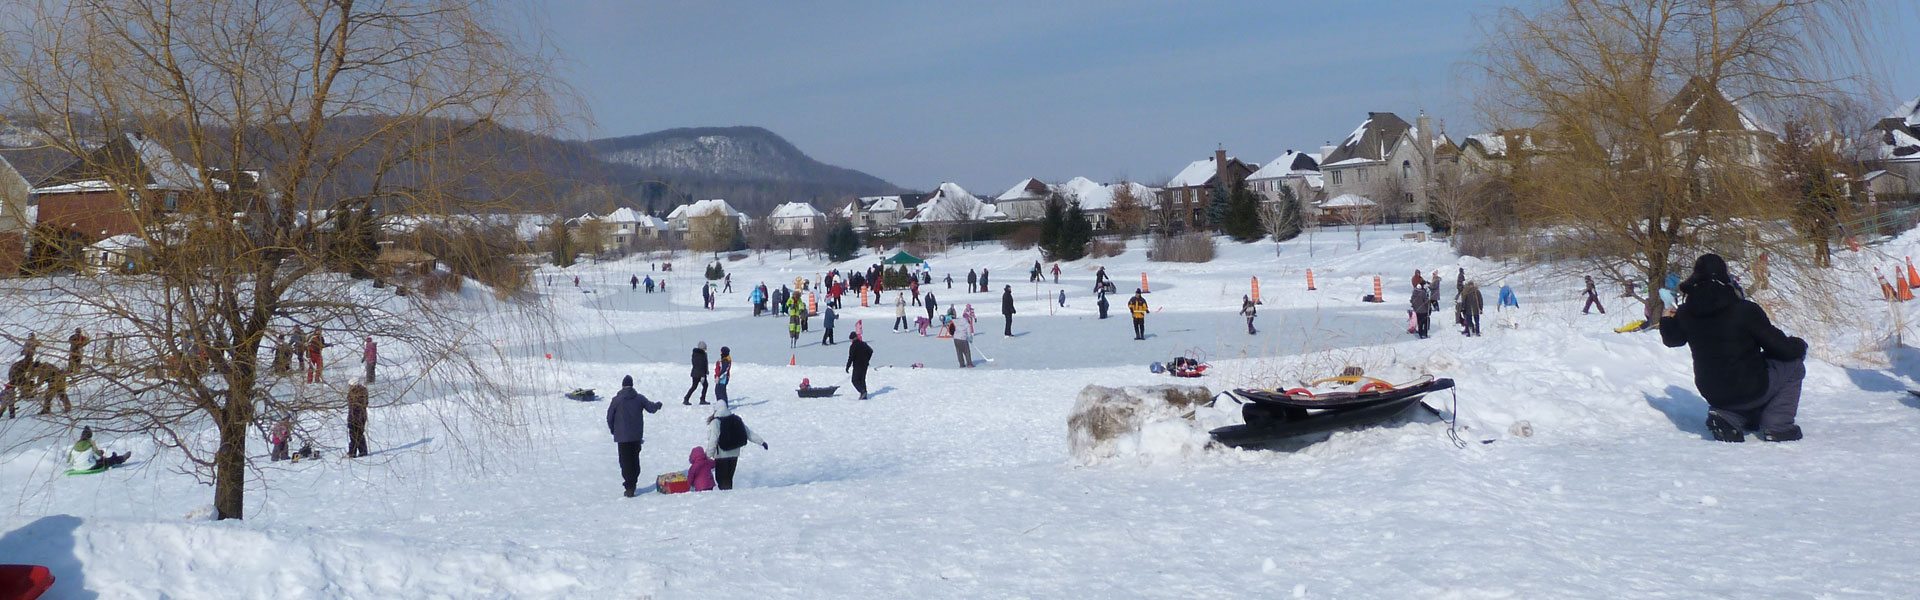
[1319, 141, 1336, 160]
[1214, 147, 1228, 184]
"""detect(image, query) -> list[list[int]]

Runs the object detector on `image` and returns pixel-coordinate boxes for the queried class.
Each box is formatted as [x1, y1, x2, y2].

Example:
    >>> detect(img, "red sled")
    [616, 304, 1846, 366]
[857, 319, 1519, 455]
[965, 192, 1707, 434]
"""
[0, 564, 55, 600]
[1171, 364, 1209, 378]
[654, 471, 690, 494]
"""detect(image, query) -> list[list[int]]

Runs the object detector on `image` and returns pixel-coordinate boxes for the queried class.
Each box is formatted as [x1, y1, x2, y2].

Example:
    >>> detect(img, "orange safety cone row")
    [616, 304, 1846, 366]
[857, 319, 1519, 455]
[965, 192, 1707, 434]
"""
[1251, 276, 1262, 304]
[1140, 272, 1150, 293]
[1306, 269, 1317, 291]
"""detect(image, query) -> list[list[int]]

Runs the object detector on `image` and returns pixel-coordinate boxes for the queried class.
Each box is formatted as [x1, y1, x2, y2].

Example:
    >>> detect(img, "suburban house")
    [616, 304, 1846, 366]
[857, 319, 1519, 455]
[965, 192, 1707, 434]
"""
[1246, 150, 1323, 218]
[767, 201, 826, 236]
[0, 145, 75, 276]
[665, 199, 743, 234]
[1871, 96, 1920, 199]
[993, 178, 1054, 221]
[1157, 149, 1257, 231]
[899, 183, 1004, 225]
[841, 195, 917, 233]
[1861, 170, 1910, 205]
[1657, 77, 1776, 172]
[1054, 177, 1156, 231]
[1316, 111, 1456, 220]
[1316, 193, 1380, 226]
[31, 131, 264, 267]
[601, 207, 666, 250]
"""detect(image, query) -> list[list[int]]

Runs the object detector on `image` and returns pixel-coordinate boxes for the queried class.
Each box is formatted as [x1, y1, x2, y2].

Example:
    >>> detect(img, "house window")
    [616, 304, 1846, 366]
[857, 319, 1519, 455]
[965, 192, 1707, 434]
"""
[1332, 171, 1343, 185]
[1358, 168, 1369, 183]
[1402, 160, 1412, 179]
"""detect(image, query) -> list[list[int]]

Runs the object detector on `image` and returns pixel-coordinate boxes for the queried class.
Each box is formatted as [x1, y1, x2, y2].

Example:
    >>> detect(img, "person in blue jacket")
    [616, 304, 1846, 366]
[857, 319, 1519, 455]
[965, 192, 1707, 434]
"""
[607, 375, 663, 497]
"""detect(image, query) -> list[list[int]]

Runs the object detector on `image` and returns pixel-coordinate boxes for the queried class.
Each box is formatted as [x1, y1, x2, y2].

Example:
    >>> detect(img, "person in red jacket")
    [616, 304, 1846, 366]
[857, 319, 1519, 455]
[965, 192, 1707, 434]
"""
[360, 336, 377, 383]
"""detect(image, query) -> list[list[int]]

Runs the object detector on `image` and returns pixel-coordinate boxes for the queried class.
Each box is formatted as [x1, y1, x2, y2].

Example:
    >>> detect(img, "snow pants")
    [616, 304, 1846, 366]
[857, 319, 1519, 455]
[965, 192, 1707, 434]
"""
[1004, 315, 1014, 337]
[684, 374, 708, 403]
[894, 316, 908, 331]
[1246, 316, 1257, 335]
[716, 381, 728, 403]
[822, 326, 835, 345]
[851, 366, 869, 398]
[1582, 293, 1606, 314]
[1132, 317, 1145, 340]
[1711, 358, 1805, 436]
[1414, 311, 1432, 338]
[715, 456, 739, 490]
[364, 361, 375, 383]
[617, 441, 642, 493]
[347, 422, 368, 458]
[1463, 313, 1482, 337]
[954, 338, 973, 368]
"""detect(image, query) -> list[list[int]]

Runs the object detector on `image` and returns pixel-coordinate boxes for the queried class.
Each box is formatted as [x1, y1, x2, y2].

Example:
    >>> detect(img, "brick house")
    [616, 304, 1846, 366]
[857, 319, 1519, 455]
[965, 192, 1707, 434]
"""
[1157, 149, 1257, 231]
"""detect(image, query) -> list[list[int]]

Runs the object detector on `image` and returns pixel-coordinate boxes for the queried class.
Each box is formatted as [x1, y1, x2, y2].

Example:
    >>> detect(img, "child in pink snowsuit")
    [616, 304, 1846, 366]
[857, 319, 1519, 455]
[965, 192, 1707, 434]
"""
[688, 446, 716, 492]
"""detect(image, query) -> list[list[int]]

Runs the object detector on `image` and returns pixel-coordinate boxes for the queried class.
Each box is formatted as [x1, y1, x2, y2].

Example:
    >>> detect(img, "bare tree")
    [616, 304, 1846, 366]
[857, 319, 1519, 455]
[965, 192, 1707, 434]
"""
[574, 218, 613, 261]
[686, 213, 735, 254]
[1258, 185, 1305, 255]
[1476, 0, 1881, 320]
[0, 0, 567, 519]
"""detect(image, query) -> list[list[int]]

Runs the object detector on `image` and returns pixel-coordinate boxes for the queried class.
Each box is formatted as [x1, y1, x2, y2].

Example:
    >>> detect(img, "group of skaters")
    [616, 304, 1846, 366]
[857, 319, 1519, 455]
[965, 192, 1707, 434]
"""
[1406, 268, 1489, 339]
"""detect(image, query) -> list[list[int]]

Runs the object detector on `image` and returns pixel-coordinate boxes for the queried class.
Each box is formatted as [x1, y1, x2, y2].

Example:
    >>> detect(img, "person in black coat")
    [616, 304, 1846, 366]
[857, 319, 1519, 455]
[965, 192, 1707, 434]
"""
[1660, 253, 1808, 442]
[683, 342, 710, 405]
[345, 383, 369, 458]
[845, 334, 874, 400]
[1096, 290, 1110, 319]
[925, 292, 938, 321]
[607, 375, 664, 497]
[1000, 285, 1016, 337]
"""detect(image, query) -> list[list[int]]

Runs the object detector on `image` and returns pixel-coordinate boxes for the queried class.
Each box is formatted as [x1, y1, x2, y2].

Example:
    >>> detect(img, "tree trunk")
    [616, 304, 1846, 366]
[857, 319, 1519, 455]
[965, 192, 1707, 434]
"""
[214, 359, 259, 520]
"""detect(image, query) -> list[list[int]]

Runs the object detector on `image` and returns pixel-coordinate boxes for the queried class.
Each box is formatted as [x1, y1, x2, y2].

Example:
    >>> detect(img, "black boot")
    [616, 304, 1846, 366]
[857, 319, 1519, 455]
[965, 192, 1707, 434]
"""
[623, 486, 636, 498]
[1705, 411, 1745, 443]
[1758, 425, 1803, 442]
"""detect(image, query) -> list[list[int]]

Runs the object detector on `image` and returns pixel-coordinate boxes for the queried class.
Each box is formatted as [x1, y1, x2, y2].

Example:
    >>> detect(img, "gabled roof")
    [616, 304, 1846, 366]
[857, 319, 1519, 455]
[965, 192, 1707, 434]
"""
[1320, 112, 1414, 166]
[901, 182, 1003, 223]
[768, 201, 825, 219]
[1318, 193, 1377, 208]
[1165, 155, 1254, 188]
[0, 146, 79, 190]
[1248, 151, 1321, 180]
[1874, 96, 1920, 162]
[667, 198, 740, 220]
[1662, 77, 1772, 135]
[38, 132, 206, 193]
[996, 178, 1051, 201]
[1054, 177, 1156, 211]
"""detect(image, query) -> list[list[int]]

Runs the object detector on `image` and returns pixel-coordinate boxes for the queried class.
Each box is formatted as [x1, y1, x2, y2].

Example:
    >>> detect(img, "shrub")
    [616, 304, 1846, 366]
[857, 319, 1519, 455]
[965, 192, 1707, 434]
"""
[1148, 233, 1215, 263]
[1089, 239, 1126, 259]
[1003, 225, 1042, 251]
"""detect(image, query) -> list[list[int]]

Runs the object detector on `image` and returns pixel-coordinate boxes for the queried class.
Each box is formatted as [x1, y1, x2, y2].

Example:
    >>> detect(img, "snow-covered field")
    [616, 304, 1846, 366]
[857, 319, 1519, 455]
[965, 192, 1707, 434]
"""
[6, 226, 1920, 598]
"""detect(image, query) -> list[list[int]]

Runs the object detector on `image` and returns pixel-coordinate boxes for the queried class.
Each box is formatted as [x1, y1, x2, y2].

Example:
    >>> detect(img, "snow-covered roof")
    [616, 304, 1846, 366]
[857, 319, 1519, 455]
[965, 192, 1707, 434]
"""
[1052, 177, 1156, 211]
[1167, 156, 1240, 188]
[1248, 151, 1320, 180]
[1321, 157, 1377, 167]
[603, 207, 641, 223]
[1318, 193, 1377, 208]
[90, 233, 147, 251]
[769, 202, 825, 219]
[902, 183, 1004, 223]
[668, 199, 740, 220]
[1464, 133, 1508, 158]
[841, 195, 904, 218]
[997, 178, 1051, 202]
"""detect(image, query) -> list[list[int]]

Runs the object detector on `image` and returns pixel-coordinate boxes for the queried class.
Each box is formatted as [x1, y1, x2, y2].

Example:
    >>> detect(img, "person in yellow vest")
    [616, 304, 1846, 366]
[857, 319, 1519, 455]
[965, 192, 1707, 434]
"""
[1126, 290, 1149, 340]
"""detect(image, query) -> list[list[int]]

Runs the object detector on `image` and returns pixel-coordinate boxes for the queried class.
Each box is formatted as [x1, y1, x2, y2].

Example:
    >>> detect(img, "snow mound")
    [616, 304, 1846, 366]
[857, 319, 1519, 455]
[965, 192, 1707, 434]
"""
[1066, 384, 1234, 464]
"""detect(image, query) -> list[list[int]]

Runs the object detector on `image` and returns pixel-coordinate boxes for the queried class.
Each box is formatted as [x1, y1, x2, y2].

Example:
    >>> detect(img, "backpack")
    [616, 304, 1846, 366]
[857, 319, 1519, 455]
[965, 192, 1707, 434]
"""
[717, 415, 748, 451]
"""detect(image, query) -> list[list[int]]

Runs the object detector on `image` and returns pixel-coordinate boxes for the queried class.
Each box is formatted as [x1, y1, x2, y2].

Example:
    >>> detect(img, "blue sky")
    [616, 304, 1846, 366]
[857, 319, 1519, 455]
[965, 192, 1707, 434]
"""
[528, 0, 1920, 192]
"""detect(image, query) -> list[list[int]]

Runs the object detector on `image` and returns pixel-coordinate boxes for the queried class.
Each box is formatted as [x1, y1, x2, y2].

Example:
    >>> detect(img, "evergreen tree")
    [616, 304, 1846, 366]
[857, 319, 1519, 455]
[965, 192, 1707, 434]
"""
[1205, 183, 1231, 228]
[822, 220, 861, 262]
[1272, 185, 1304, 242]
[1057, 200, 1093, 261]
[1039, 194, 1067, 260]
[1222, 178, 1265, 242]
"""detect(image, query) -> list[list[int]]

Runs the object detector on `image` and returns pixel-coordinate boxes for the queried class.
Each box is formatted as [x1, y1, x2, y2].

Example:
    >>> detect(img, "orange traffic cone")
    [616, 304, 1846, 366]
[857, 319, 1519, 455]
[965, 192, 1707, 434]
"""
[1251, 276, 1261, 304]
[1906, 257, 1918, 287]
[1306, 269, 1317, 291]
[789, 354, 797, 366]
[1140, 272, 1150, 293]
[1901, 270, 1916, 302]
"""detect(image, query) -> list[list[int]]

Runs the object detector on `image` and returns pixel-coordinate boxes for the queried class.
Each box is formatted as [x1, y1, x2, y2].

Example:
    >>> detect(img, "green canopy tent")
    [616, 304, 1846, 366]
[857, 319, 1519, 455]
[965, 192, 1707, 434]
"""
[880, 250, 925, 266]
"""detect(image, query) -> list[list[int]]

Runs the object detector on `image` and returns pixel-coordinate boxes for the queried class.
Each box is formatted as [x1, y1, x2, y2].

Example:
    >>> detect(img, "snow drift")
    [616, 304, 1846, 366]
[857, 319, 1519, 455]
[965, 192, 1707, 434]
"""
[1066, 384, 1235, 464]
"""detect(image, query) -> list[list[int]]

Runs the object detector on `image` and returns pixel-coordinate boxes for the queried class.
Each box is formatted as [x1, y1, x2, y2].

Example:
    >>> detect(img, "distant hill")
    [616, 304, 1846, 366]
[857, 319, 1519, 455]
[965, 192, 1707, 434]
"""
[0, 117, 903, 217]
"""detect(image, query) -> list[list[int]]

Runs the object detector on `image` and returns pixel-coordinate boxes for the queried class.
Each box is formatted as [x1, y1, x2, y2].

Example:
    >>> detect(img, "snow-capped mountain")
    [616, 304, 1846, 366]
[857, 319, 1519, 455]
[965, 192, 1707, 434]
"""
[589, 126, 896, 194]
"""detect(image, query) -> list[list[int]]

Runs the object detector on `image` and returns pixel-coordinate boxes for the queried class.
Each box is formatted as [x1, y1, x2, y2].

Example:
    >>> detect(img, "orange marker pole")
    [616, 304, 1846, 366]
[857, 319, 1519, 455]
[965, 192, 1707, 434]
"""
[1306, 269, 1317, 291]
[1251, 276, 1261, 304]
[1141, 272, 1150, 293]
[1372, 276, 1383, 301]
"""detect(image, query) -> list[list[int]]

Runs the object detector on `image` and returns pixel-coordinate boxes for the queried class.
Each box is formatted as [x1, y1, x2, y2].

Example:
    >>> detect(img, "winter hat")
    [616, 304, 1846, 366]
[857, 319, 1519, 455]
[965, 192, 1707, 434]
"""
[1680, 253, 1732, 294]
[721, 346, 730, 356]
[621, 375, 633, 388]
[80, 426, 92, 440]
[697, 341, 707, 351]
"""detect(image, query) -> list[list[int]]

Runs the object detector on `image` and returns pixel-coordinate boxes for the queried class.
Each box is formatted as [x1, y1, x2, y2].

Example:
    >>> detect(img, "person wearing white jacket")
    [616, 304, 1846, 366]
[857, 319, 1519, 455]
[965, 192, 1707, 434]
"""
[705, 402, 766, 490]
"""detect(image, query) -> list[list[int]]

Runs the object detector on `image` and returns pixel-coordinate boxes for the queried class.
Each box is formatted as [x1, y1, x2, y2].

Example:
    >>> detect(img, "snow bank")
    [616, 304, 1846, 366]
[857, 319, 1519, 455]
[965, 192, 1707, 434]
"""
[1066, 384, 1235, 464]
[0, 515, 656, 598]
